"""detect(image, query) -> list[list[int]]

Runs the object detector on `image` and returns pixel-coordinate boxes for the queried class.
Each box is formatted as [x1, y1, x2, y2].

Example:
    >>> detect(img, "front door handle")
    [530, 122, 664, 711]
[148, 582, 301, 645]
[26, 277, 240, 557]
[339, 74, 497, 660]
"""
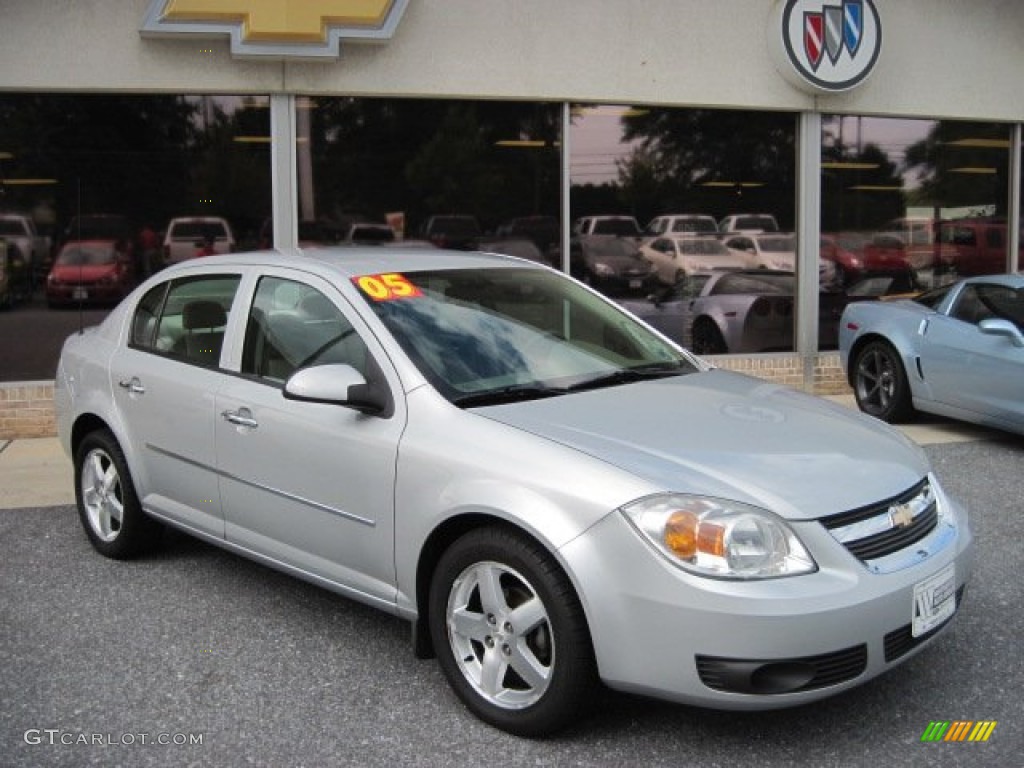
[221, 407, 258, 429]
[118, 377, 145, 395]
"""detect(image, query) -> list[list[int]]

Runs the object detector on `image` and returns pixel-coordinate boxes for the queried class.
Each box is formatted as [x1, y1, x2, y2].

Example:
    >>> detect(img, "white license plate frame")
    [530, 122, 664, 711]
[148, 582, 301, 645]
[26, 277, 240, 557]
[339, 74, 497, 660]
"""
[912, 562, 956, 637]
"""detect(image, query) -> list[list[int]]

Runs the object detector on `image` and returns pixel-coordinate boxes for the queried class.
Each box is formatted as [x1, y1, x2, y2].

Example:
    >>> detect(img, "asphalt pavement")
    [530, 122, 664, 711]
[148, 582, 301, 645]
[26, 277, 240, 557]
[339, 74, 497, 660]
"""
[1, 407, 1021, 766]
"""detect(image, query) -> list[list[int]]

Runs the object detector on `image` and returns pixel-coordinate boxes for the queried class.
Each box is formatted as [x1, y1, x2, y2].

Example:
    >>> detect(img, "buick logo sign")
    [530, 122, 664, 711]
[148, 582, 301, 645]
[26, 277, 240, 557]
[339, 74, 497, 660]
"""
[769, 0, 882, 93]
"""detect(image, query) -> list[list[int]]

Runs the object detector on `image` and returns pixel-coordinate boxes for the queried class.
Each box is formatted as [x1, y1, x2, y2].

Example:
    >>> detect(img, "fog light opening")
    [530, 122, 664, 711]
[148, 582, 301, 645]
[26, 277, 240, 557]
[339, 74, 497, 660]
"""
[750, 662, 816, 694]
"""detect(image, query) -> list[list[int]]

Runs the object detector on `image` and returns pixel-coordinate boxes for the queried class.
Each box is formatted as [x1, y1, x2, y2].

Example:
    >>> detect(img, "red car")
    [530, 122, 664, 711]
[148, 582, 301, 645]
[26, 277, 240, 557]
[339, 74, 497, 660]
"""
[46, 239, 135, 307]
[938, 218, 1023, 276]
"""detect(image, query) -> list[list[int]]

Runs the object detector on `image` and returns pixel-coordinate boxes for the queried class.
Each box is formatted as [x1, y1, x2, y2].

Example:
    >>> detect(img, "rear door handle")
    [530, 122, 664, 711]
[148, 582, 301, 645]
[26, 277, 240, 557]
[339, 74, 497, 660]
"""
[118, 377, 145, 395]
[221, 407, 258, 429]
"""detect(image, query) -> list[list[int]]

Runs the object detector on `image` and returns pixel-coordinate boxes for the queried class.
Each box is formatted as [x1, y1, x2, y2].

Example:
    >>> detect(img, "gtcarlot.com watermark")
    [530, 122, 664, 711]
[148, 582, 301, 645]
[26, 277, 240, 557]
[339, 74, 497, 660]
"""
[24, 729, 204, 747]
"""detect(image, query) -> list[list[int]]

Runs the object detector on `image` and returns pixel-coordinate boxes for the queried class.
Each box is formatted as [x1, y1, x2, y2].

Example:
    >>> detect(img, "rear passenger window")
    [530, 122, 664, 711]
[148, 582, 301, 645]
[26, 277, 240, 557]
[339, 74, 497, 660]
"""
[130, 275, 241, 367]
[241, 277, 369, 383]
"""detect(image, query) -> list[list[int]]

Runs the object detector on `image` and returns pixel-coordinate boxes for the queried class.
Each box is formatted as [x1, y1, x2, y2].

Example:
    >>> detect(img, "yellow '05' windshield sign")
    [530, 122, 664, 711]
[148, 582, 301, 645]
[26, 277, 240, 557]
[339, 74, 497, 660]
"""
[140, 0, 409, 60]
[353, 273, 423, 301]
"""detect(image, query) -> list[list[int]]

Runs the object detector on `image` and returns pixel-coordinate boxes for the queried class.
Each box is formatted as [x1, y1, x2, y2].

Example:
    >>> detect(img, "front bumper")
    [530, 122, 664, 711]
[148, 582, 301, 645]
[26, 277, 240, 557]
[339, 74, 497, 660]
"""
[46, 283, 126, 305]
[558, 488, 972, 709]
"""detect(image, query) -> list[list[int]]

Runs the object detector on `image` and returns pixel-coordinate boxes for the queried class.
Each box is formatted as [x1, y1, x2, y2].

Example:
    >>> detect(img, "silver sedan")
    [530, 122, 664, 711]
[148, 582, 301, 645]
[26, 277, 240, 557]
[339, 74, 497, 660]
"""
[55, 248, 972, 736]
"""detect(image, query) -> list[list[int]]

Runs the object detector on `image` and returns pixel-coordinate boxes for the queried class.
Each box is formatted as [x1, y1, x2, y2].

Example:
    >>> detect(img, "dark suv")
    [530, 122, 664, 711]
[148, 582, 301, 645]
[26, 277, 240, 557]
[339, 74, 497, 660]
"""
[420, 215, 481, 250]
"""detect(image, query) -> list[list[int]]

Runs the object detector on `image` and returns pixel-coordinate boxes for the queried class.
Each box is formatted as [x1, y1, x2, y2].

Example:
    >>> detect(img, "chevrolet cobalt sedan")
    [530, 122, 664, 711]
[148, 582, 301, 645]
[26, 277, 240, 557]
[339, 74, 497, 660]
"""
[55, 248, 972, 736]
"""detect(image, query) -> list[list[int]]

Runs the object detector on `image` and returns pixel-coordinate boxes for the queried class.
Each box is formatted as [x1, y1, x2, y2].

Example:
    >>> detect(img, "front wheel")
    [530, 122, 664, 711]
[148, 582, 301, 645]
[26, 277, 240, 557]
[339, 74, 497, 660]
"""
[74, 429, 163, 559]
[852, 339, 915, 423]
[428, 527, 597, 737]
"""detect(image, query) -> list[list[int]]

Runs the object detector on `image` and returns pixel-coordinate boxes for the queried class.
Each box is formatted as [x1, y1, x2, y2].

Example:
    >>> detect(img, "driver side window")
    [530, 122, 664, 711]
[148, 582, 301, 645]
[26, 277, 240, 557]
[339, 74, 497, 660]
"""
[241, 277, 368, 383]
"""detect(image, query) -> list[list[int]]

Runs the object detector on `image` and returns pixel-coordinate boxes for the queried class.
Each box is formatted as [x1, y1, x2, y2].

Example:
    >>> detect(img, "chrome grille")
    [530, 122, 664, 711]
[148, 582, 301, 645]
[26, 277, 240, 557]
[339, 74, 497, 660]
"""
[820, 479, 938, 562]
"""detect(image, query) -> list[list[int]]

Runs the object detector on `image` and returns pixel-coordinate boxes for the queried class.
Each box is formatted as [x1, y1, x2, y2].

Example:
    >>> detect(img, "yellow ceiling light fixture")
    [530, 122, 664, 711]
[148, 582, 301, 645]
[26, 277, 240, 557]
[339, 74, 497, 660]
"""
[570, 106, 650, 118]
[495, 140, 549, 148]
[821, 161, 881, 170]
[949, 167, 998, 174]
[945, 138, 1011, 149]
[1, 178, 59, 186]
[849, 184, 903, 191]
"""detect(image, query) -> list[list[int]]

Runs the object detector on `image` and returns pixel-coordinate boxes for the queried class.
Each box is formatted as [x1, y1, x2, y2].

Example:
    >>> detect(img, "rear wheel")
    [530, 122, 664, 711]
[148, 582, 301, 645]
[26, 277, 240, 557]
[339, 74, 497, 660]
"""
[852, 340, 915, 422]
[428, 527, 597, 737]
[74, 429, 162, 558]
[691, 319, 727, 354]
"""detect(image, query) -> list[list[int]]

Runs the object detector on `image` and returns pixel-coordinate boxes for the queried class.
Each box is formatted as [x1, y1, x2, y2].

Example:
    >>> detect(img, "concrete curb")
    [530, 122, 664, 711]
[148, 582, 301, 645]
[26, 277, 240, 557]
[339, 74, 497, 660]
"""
[0, 436, 74, 510]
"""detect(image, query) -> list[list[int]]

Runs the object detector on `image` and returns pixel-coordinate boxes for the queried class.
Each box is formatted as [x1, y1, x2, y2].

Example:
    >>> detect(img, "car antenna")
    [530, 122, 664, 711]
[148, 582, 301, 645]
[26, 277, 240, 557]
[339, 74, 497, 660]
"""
[76, 178, 84, 335]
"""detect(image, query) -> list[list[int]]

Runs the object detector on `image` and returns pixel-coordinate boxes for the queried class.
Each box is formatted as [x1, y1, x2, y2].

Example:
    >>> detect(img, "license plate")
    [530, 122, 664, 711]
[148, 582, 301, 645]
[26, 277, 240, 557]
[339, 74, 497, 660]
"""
[72, 287, 89, 300]
[912, 563, 956, 637]
[629, 279, 642, 289]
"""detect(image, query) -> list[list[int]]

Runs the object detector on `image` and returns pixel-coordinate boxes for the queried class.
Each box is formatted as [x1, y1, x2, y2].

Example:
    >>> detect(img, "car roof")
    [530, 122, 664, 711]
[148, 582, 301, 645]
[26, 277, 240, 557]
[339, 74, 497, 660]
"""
[156, 246, 540, 280]
[960, 274, 1024, 288]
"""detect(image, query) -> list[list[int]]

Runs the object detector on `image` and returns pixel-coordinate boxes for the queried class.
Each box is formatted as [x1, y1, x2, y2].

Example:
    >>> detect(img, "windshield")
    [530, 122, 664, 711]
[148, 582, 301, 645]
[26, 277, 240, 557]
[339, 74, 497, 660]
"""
[0, 219, 26, 236]
[679, 238, 730, 255]
[56, 244, 116, 266]
[757, 236, 795, 253]
[712, 273, 793, 295]
[171, 221, 228, 240]
[735, 216, 778, 231]
[354, 267, 696, 405]
[592, 219, 640, 236]
[671, 218, 717, 234]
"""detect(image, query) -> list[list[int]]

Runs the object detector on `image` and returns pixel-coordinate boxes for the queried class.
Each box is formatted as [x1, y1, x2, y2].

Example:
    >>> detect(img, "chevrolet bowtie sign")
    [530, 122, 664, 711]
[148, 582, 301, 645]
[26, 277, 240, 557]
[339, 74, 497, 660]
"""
[140, 0, 409, 60]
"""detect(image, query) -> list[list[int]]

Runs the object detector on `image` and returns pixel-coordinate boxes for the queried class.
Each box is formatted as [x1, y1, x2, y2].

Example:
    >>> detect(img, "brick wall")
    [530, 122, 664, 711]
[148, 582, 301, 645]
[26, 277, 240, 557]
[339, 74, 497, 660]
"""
[0, 354, 852, 439]
[0, 382, 57, 439]
[711, 352, 852, 396]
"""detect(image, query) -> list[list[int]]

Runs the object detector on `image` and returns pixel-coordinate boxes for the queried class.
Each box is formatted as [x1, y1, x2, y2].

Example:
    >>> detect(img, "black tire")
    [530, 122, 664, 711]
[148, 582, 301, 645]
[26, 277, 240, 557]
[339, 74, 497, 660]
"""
[852, 339, 915, 423]
[428, 527, 597, 737]
[691, 319, 727, 354]
[74, 429, 162, 559]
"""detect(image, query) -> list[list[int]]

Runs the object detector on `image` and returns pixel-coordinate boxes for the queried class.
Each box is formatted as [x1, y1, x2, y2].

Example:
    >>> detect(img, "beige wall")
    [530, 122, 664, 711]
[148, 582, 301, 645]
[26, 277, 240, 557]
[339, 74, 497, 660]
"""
[1, 1, 1022, 122]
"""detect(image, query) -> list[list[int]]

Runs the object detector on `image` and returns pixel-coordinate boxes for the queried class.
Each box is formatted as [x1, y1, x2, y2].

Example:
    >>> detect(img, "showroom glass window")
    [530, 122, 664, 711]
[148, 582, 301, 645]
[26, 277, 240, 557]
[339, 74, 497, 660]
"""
[820, 115, 1013, 338]
[0, 93, 270, 382]
[296, 97, 562, 263]
[568, 104, 798, 352]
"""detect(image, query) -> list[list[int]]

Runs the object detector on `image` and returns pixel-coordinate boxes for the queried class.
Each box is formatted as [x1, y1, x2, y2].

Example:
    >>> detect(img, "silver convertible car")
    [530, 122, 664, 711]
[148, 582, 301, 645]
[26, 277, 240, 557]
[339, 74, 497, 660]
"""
[839, 275, 1024, 435]
[55, 248, 972, 736]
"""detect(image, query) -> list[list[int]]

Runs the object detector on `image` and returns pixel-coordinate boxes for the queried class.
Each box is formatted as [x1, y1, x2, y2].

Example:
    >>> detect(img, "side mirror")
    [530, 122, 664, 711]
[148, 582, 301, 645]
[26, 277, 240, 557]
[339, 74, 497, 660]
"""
[283, 363, 392, 415]
[979, 317, 1024, 347]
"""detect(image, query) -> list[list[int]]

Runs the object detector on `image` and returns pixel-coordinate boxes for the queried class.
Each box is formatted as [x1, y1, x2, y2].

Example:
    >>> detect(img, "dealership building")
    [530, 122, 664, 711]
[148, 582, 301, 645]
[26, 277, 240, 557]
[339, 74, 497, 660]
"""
[0, 0, 1021, 437]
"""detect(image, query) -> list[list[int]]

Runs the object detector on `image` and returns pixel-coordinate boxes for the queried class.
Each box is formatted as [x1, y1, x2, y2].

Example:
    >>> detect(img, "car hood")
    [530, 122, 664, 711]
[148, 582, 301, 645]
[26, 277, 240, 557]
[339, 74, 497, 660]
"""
[51, 264, 118, 281]
[476, 369, 927, 520]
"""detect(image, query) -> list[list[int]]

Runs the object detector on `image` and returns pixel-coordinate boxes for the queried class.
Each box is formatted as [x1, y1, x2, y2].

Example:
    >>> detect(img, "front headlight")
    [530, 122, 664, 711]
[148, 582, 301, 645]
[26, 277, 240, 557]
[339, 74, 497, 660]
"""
[591, 261, 615, 277]
[621, 494, 817, 579]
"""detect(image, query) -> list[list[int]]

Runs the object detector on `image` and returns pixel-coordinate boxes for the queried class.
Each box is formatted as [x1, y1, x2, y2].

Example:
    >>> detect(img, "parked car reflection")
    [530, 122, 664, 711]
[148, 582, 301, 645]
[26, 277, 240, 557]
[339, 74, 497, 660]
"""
[0, 239, 32, 308]
[639, 235, 745, 285]
[568, 235, 658, 296]
[46, 240, 135, 307]
[619, 270, 848, 354]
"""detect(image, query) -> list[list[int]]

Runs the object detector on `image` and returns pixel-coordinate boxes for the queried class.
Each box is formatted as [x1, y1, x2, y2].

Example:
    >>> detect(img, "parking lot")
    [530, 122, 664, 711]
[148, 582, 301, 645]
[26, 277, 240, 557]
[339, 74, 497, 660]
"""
[1, 425, 1021, 767]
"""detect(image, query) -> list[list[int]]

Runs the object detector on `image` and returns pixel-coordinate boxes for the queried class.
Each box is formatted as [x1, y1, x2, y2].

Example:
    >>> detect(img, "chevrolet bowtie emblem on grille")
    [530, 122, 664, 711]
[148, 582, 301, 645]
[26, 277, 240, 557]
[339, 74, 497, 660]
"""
[889, 502, 915, 529]
[141, 0, 409, 60]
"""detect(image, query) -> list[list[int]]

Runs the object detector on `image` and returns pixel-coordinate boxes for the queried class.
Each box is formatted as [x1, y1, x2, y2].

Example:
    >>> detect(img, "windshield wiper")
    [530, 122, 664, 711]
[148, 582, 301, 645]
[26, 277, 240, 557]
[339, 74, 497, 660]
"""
[452, 384, 567, 408]
[567, 362, 690, 393]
